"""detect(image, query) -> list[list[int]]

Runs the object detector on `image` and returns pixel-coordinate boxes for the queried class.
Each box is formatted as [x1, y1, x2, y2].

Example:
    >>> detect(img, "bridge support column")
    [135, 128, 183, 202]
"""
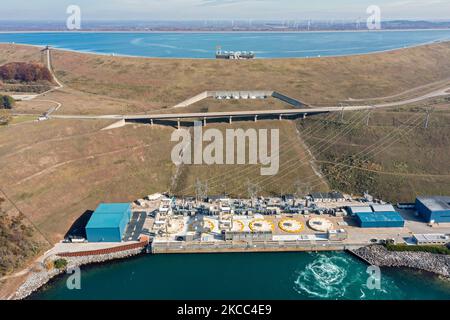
[254, 115, 258, 122]
[229, 116, 233, 124]
[150, 119, 154, 126]
[177, 118, 181, 129]
[203, 117, 207, 127]
[302, 113, 307, 119]
[279, 114, 283, 121]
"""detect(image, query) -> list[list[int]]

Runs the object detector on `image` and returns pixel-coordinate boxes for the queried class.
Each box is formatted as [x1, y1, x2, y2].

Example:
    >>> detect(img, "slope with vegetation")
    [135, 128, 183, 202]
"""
[0, 197, 43, 277]
[0, 42, 449, 293]
[0, 42, 450, 114]
[297, 101, 450, 202]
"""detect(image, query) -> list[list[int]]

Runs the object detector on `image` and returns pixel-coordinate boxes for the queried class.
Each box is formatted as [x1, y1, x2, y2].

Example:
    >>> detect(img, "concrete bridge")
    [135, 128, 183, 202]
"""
[49, 85, 450, 129]
[52, 105, 373, 129]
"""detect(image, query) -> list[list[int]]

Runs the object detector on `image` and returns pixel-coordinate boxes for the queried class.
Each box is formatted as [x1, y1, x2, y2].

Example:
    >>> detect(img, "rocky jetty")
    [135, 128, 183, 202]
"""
[13, 247, 145, 300]
[352, 245, 450, 278]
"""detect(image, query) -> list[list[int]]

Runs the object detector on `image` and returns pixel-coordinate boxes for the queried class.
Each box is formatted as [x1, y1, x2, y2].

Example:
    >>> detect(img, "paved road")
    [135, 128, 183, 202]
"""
[51, 105, 370, 121]
[49, 85, 450, 122]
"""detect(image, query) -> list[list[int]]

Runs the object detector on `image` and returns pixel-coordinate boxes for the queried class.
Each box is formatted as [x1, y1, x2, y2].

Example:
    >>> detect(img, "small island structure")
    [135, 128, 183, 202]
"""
[215, 46, 255, 59]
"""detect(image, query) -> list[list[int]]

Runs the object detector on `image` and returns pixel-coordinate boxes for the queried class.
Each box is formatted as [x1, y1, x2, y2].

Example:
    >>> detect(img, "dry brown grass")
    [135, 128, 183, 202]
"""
[0, 120, 177, 241]
[1, 42, 450, 115]
[0, 42, 449, 244]
[171, 120, 328, 197]
[298, 102, 450, 202]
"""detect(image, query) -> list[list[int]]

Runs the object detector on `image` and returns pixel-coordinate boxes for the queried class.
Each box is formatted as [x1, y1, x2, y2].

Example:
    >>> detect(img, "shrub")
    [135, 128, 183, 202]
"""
[0, 199, 42, 277]
[1, 95, 15, 109]
[53, 258, 68, 270]
[385, 243, 450, 255]
[0, 109, 11, 125]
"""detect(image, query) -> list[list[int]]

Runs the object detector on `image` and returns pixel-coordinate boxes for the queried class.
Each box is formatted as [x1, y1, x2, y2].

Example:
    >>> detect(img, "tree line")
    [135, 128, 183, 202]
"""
[0, 62, 53, 83]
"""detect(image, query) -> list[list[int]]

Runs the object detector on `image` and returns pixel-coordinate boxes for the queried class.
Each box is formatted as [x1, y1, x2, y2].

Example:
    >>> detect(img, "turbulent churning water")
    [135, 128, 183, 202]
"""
[30, 252, 450, 300]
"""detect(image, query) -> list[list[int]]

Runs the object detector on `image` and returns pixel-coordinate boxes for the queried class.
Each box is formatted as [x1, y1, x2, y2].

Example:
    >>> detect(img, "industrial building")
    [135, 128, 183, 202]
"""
[415, 196, 450, 223]
[85, 203, 132, 242]
[413, 234, 450, 245]
[349, 204, 405, 228]
[310, 192, 345, 203]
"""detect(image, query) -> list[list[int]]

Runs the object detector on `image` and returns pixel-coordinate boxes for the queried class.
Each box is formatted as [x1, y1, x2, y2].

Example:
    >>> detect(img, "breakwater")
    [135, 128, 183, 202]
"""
[14, 247, 145, 300]
[352, 245, 450, 278]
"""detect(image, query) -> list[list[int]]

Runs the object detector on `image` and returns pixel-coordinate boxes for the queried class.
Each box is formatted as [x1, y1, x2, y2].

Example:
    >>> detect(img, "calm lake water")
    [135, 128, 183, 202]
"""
[31, 252, 450, 300]
[1, 30, 450, 58]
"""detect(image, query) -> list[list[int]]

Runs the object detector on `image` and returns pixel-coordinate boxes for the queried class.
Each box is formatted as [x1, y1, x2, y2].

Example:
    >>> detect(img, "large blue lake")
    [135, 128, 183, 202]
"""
[1, 30, 450, 58]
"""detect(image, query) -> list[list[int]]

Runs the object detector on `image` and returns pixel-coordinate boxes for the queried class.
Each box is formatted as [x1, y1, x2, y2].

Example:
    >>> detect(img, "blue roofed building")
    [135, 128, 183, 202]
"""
[349, 204, 405, 228]
[85, 203, 132, 242]
[415, 196, 450, 223]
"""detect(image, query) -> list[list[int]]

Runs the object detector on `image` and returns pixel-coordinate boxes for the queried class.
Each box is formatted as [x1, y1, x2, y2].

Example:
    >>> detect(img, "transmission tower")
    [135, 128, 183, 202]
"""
[366, 108, 372, 126]
[195, 179, 208, 202]
[424, 107, 433, 129]
[340, 104, 345, 123]
[246, 179, 261, 207]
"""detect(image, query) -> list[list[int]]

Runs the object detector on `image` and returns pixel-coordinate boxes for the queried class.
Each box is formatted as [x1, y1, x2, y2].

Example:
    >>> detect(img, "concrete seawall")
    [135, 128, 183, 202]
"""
[151, 241, 366, 254]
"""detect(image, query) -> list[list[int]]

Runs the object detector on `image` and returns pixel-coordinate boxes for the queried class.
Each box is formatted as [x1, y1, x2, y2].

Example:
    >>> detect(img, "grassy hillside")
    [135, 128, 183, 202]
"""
[297, 100, 450, 202]
[0, 119, 177, 241]
[171, 120, 328, 197]
[1, 42, 450, 115]
[0, 41, 448, 279]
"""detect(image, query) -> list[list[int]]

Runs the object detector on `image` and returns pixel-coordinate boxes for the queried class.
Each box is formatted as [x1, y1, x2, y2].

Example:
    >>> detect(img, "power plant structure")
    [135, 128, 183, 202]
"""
[216, 46, 255, 60]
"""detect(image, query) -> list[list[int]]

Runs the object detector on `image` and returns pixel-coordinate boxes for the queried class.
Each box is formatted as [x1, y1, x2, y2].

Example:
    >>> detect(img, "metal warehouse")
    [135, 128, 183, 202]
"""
[347, 206, 373, 215]
[415, 196, 450, 223]
[85, 203, 132, 242]
[350, 204, 405, 228]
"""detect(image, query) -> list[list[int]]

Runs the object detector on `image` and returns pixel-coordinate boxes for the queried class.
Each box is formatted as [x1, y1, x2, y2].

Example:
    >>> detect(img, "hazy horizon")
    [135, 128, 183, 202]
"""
[1, 0, 450, 21]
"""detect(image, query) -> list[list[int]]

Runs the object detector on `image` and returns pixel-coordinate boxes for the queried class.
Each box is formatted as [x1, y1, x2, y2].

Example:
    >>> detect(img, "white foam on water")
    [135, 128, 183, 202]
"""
[294, 253, 406, 299]
[294, 254, 350, 299]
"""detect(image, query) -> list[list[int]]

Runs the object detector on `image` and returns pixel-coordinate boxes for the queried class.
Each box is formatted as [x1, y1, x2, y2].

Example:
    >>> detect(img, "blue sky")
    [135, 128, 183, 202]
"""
[3, 0, 450, 20]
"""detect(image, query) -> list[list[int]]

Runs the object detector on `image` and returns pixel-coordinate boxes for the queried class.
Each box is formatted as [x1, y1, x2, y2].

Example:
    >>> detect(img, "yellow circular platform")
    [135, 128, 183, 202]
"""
[278, 218, 304, 233]
[232, 220, 245, 232]
[249, 219, 275, 232]
[203, 219, 216, 232]
[307, 217, 334, 232]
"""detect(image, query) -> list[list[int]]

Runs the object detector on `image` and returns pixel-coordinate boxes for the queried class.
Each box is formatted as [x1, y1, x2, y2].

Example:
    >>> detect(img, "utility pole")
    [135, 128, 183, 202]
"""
[195, 179, 208, 202]
[366, 108, 372, 126]
[246, 179, 260, 207]
[340, 104, 345, 123]
[424, 108, 432, 129]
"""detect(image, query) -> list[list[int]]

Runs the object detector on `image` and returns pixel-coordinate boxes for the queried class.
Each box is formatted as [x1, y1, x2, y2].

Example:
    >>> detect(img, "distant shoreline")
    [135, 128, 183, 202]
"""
[0, 28, 450, 34]
[1, 38, 448, 62]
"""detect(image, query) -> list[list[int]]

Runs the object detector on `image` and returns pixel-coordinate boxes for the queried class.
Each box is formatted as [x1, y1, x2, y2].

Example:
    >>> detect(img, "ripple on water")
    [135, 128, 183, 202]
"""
[294, 253, 404, 300]
[294, 254, 351, 299]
